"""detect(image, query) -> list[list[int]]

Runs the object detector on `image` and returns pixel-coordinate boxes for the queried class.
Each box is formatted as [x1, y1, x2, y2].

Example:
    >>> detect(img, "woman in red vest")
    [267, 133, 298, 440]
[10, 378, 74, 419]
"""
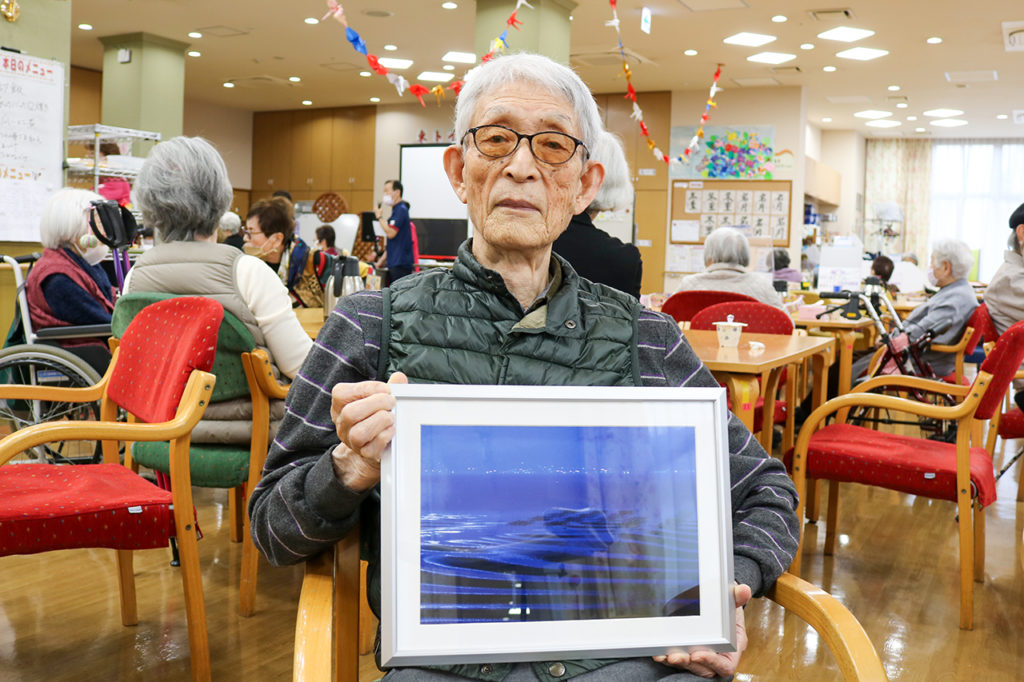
[25, 188, 116, 375]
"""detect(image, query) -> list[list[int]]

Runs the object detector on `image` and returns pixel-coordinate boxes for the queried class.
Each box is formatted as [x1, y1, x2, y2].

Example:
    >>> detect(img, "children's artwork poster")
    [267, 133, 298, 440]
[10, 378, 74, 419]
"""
[669, 126, 776, 180]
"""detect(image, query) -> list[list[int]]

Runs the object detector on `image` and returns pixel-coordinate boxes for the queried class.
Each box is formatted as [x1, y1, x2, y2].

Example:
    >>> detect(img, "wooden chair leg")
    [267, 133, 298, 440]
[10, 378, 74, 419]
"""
[358, 560, 376, 654]
[973, 501, 985, 580]
[239, 514, 259, 617]
[824, 481, 840, 556]
[1017, 453, 1024, 503]
[176, 510, 212, 681]
[957, 487, 974, 631]
[807, 478, 820, 523]
[229, 486, 244, 543]
[335, 528, 361, 682]
[115, 549, 138, 626]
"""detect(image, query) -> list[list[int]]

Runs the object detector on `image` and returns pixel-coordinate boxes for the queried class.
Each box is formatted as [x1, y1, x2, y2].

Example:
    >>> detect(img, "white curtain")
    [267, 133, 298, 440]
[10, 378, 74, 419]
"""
[929, 139, 1024, 282]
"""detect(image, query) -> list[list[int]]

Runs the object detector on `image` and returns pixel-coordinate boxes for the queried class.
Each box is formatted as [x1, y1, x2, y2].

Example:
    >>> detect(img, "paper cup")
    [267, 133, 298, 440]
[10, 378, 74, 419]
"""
[713, 320, 746, 347]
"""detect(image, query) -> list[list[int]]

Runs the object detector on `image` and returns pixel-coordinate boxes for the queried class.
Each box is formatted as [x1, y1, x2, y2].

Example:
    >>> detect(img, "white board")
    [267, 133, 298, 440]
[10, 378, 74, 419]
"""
[0, 52, 65, 242]
[398, 144, 468, 221]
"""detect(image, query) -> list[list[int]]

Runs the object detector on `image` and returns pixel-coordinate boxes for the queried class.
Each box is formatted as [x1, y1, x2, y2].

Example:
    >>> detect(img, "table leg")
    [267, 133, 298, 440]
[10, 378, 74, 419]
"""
[835, 329, 857, 394]
[806, 348, 833, 523]
[713, 372, 758, 434]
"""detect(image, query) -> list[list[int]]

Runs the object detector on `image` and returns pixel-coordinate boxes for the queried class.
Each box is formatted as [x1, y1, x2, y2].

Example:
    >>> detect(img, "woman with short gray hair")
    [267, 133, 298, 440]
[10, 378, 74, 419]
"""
[674, 227, 783, 308]
[125, 136, 311, 379]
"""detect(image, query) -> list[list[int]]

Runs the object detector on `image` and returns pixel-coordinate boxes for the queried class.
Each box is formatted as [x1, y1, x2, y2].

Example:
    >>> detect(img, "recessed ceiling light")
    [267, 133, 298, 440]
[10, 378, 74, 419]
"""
[384, 44, 398, 51]
[301, 100, 313, 106]
[817, 27, 875, 42]
[927, 36, 943, 44]
[78, 23, 93, 31]
[930, 118, 968, 127]
[188, 31, 202, 39]
[746, 52, 796, 65]
[370, 97, 381, 103]
[836, 47, 889, 61]
[359, 71, 371, 77]
[854, 109, 893, 119]
[187, 51, 201, 58]
[417, 71, 455, 83]
[441, 51, 476, 64]
[915, 127, 926, 132]
[896, 103, 908, 109]
[906, 116, 918, 121]
[289, 76, 301, 82]
[865, 119, 902, 128]
[723, 32, 777, 47]
[823, 65, 837, 72]
[441, 1, 458, 8]
[997, 114, 1009, 120]
[923, 108, 964, 117]
[887, 85, 900, 91]
[304, 17, 319, 25]
[771, 15, 787, 23]
[223, 82, 235, 88]
[376, 57, 413, 70]
[684, 49, 698, 56]
[443, 64, 455, 71]
[800, 43, 815, 50]
[822, 117, 832, 123]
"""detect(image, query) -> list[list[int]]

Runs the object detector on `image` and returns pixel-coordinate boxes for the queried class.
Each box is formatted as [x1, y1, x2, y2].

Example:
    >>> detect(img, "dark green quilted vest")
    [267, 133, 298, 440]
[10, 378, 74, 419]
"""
[380, 242, 642, 387]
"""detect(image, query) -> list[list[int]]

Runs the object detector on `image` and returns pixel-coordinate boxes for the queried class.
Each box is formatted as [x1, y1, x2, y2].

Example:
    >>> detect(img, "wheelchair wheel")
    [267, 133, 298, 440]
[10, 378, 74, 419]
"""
[0, 344, 103, 464]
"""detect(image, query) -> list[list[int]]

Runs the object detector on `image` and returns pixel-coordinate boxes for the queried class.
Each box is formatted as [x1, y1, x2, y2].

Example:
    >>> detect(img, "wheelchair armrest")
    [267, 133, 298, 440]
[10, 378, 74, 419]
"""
[33, 324, 112, 341]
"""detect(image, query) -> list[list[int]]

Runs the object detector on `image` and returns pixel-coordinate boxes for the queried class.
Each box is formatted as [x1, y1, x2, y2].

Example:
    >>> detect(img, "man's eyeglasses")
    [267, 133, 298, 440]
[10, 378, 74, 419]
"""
[463, 125, 587, 166]
[243, 228, 263, 237]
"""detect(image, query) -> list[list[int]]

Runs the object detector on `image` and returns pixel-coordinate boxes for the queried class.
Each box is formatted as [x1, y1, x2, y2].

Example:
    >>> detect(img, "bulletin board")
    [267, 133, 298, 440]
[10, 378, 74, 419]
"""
[0, 51, 65, 242]
[668, 179, 792, 246]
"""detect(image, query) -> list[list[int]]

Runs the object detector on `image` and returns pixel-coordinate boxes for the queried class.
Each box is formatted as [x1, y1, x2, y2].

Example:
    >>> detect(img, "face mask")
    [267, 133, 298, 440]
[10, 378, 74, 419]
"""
[80, 243, 109, 266]
[381, 194, 394, 206]
[926, 268, 939, 287]
[243, 243, 273, 260]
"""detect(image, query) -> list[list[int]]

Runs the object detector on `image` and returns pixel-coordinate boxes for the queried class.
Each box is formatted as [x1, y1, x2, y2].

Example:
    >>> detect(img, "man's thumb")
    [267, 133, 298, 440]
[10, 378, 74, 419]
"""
[388, 371, 409, 385]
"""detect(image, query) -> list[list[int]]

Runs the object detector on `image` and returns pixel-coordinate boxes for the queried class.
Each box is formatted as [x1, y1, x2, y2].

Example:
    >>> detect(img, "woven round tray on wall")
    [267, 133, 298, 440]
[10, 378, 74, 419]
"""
[312, 192, 345, 223]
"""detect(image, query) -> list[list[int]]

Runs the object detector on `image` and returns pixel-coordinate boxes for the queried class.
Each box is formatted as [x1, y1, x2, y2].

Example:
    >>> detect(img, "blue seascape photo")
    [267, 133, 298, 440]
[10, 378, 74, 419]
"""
[420, 424, 699, 624]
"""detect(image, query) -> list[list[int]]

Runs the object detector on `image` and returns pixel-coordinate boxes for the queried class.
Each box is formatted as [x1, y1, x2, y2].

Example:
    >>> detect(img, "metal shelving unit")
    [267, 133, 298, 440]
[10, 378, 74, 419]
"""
[65, 124, 161, 192]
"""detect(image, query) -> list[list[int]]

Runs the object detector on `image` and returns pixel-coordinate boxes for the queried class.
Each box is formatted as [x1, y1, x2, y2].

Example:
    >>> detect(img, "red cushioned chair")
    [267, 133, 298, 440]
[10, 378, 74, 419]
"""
[931, 303, 991, 385]
[0, 297, 222, 681]
[984, 406, 1024, 503]
[789, 320, 1024, 630]
[691, 301, 796, 451]
[660, 289, 758, 324]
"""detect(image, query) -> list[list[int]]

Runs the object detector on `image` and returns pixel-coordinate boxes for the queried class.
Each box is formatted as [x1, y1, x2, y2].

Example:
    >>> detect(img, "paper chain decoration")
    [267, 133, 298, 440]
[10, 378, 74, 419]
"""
[322, 0, 534, 106]
[605, 0, 723, 165]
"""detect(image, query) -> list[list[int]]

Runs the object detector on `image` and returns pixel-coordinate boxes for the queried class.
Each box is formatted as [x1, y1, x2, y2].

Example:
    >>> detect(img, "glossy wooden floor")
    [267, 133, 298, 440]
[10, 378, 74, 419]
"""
[2, 437, 1022, 681]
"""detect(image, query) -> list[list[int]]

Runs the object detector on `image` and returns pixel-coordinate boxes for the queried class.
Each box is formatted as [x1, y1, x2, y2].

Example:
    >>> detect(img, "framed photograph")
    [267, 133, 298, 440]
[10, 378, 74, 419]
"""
[380, 385, 736, 667]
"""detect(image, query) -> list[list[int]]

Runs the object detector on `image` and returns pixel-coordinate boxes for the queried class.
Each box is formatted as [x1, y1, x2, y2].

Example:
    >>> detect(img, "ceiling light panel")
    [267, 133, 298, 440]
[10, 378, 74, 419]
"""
[747, 52, 796, 64]
[376, 57, 413, 70]
[442, 51, 476, 64]
[923, 108, 964, 117]
[723, 32, 777, 47]
[930, 118, 968, 127]
[865, 119, 901, 128]
[817, 26, 875, 42]
[854, 109, 892, 119]
[417, 71, 454, 82]
[836, 47, 889, 61]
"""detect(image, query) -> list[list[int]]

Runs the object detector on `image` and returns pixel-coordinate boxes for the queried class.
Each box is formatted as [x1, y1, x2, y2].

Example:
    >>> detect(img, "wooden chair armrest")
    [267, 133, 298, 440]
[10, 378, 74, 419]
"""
[853, 373, 972, 398]
[767, 573, 888, 681]
[0, 370, 215, 466]
[294, 550, 334, 682]
[245, 349, 291, 400]
[0, 379, 105, 403]
[931, 325, 973, 354]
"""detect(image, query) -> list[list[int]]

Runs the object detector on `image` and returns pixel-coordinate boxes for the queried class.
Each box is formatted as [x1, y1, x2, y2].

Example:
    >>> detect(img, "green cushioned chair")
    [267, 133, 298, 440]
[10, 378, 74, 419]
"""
[112, 292, 290, 617]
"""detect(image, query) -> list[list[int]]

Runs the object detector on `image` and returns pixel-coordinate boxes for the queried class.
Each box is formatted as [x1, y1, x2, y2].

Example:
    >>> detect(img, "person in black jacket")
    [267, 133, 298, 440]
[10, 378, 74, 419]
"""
[553, 130, 643, 299]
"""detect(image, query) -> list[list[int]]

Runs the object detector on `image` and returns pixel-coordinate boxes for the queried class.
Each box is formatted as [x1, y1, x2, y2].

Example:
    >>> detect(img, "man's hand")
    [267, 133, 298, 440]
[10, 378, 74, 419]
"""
[329, 372, 408, 490]
[652, 583, 751, 678]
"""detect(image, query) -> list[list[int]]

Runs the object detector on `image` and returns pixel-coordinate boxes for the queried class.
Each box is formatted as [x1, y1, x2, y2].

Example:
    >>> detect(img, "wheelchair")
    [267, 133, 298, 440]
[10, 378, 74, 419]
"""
[818, 277, 958, 440]
[0, 200, 137, 464]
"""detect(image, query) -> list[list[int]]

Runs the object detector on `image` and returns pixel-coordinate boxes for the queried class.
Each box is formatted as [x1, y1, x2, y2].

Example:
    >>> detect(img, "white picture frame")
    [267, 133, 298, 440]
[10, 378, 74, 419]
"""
[380, 384, 736, 667]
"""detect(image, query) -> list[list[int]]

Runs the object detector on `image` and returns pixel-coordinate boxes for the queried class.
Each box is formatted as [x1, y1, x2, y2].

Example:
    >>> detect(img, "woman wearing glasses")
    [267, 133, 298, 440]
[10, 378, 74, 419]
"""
[251, 52, 798, 681]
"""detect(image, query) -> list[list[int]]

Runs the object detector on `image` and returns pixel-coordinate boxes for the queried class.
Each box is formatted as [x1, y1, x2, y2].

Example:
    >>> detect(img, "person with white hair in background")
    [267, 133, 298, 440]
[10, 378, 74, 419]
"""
[219, 210, 244, 249]
[888, 252, 929, 293]
[552, 130, 643, 298]
[674, 226, 784, 308]
[983, 201, 1024, 410]
[25, 187, 116, 375]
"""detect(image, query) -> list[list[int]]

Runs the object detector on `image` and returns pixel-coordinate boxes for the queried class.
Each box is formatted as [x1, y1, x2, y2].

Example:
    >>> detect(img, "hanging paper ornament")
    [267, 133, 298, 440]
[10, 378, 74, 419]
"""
[430, 84, 446, 105]
[409, 84, 430, 107]
[447, 80, 465, 96]
[508, 11, 523, 30]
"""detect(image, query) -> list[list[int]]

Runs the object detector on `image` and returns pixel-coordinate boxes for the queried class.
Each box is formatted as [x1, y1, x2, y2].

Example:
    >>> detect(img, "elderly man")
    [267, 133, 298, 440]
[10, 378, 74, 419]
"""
[984, 202, 1024, 409]
[250, 53, 798, 681]
[675, 227, 784, 308]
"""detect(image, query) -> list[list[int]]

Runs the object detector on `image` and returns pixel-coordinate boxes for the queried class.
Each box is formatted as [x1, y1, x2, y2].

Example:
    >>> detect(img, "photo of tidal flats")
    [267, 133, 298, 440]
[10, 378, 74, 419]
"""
[419, 424, 699, 625]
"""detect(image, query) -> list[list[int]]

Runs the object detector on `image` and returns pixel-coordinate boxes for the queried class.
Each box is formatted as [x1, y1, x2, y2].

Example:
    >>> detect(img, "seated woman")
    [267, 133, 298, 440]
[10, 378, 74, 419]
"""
[26, 187, 116, 376]
[675, 227, 784, 308]
[244, 197, 333, 308]
[315, 224, 340, 256]
[771, 248, 802, 283]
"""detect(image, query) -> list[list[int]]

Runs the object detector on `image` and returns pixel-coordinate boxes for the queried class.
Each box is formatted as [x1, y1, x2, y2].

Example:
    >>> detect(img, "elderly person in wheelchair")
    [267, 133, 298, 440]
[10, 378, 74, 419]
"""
[250, 52, 800, 681]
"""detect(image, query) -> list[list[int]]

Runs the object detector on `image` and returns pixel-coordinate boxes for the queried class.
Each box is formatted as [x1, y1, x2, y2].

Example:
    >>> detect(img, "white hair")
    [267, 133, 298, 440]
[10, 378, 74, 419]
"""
[703, 227, 750, 267]
[219, 211, 242, 233]
[587, 131, 634, 214]
[39, 187, 104, 250]
[134, 136, 233, 242]
[454, 52, 602, 156]
[930, 238, 974, 280]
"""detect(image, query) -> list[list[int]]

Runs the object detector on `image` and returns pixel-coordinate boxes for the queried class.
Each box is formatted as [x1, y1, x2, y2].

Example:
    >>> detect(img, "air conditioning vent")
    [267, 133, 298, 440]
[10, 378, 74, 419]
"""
[770, 66, 803, 74]
[1013, 110, 1024, 124]
[809, 8, 854, 21]
[731, 77, 780, 87]
[227, 75, 294, 88]
[570, 46, 654, 68]
[945, 70, 998, 83]
[194, 25, 249, 38]
[1002, 21, 1024, 51]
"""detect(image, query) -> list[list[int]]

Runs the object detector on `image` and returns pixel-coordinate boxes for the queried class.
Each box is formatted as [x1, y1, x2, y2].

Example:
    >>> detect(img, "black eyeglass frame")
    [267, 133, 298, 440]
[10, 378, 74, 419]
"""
[462, 124, 589, 166]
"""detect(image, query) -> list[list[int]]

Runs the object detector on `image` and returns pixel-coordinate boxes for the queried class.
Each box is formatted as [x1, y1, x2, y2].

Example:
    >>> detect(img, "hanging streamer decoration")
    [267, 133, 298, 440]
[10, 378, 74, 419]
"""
[322, 0, 534, 106]
[605, 0, 723, 165]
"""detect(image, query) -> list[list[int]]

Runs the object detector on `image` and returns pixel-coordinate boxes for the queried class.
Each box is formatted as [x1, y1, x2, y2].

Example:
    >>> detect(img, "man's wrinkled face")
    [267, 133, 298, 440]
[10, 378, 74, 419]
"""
[443, 82, 602, 255]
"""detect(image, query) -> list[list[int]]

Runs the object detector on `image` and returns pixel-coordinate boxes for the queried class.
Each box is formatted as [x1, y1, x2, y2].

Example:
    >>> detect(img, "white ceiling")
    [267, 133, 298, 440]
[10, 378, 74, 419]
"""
[69, 0, 1024, 138]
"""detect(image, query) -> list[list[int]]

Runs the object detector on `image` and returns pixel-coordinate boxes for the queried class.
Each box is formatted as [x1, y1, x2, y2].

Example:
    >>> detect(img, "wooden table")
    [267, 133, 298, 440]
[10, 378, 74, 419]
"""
[683, 330, 835, 449]
[792, 316, 875, 394]
[296, 307, 325, 339]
